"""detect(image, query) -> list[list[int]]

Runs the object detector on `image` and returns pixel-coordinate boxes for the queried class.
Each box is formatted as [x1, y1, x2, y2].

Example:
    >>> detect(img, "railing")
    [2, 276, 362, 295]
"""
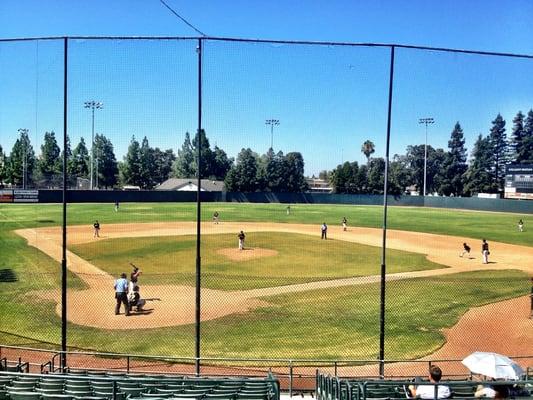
[1, 344, 533, 396]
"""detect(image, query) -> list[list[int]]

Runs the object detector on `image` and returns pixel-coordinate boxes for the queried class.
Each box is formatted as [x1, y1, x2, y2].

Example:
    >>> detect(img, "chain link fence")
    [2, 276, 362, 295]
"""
[0, 37, 532, 371]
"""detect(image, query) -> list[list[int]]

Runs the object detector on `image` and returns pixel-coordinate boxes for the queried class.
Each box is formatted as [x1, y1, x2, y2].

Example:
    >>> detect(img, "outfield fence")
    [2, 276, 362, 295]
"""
[1, 36, 532, 375]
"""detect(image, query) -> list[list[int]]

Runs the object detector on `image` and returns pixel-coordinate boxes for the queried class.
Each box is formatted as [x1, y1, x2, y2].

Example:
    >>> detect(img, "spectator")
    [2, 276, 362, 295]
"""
[408, 366, 451, 399]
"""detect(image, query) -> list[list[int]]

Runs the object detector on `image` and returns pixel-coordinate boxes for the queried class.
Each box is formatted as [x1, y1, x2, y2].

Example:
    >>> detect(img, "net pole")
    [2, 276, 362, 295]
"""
[61, 36, 69, 371]
[379, 45, 395, 379]
[194, 38, 203, 376]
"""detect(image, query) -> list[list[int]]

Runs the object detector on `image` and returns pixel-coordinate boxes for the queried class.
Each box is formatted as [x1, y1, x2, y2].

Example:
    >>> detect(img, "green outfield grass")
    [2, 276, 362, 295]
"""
[69, 233, 444, 289]
[0, 202, 530, 245]
[0, 202, 531, 359]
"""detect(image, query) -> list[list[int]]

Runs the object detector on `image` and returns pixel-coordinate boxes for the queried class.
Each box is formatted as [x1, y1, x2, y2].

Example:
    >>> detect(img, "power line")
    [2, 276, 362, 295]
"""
[159, 0, 206, 37]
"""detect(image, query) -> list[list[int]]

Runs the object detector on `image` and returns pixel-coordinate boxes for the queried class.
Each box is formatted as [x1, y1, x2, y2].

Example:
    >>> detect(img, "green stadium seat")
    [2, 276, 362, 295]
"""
[11, 382, 37, 389]
[167, 396, 204, 400]
[35, 388, 65, 395]
[38, 382, 65, 390]
[7, 391, 43, 400]
[204, 394, 236, 400]
[6, 386, 37, 392]
[40, 394, 75, 400]
[92, 391, 126, 400]
[64, 389, 94, 397]
[236, 394, 268, 400]
[120, 387, 147, 397]
[156, 388, 183, 395]
[72, 397, 108, 400]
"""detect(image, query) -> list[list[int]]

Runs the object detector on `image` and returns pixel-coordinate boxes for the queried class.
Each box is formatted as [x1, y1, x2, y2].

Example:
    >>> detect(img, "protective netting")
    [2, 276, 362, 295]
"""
[0, 38, 532, 371]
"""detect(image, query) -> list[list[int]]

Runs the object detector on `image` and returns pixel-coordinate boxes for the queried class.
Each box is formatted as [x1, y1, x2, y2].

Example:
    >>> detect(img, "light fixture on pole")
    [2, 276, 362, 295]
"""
[265, 119, 280, 150]
[418, 117, 434, 197]
[17, 128, 29, 189]
[84, 101, 103, 190]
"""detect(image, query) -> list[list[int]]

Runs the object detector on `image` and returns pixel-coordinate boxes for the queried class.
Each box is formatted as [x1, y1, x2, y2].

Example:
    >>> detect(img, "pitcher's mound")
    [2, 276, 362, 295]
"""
[217, 247, 278, 261]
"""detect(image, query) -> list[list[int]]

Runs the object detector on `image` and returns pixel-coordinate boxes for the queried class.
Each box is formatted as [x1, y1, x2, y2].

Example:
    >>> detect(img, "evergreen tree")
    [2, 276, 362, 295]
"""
[389, 155, 410, 195]
[521, 109, 533, 163]
[463, 134, 493, 196]
[330, 162, 352, 193]
[121, 136, 142, 187]
[510, 111, 526, 163]
[488, 113, 508, 192]
[224, 148, 259, 192]
[152, 148, 176, 186]
[71, 137, 90, 179]
[264, 150, 288, 192]
[94, 134, 118, 189]
[0, 145, 6, 187]
[367, 157, 385, 194]
[139, 136, 155, 189]
[439, 122, 468, 196]
[37, 131, 62, 187]
[191, 129, 214, 179]
[285, 152, 308, 192]
[7, 129, 36, 188]
[211, 146, 233, 180]
[173, 132, 195, 178]
[330, 161, 371, 194]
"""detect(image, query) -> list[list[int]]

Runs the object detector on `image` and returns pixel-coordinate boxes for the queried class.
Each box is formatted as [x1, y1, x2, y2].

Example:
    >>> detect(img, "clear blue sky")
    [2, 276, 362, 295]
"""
[1, 0, 532, 175]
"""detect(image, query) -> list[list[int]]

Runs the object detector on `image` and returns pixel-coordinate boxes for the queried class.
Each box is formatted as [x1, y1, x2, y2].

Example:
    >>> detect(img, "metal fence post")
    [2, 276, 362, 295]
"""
[289, 360, 293, 397]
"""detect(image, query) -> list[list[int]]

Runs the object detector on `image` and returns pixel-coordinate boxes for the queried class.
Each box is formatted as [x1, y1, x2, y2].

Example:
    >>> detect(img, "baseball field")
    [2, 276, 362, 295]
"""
[0, 202, 531, 362]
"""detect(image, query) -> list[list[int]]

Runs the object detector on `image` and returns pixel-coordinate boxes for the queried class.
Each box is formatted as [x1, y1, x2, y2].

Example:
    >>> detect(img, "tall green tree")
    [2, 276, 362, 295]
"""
[70, 137, 90, 179]
[463, 134, 493, 196]
[488, 113, 508, 192]
[7, 129, 36, 188]
[521, 109, 533, 163]
[389, 155, 410, 195]
[37, 131, 62, 187]
[361, 140, 375, 165]
[138, 136, 155, 189]
[0, 145, 6, 187]
[510, 111, 526, 163]
[211, 145, 233, 180]
[224, 148, 259, 192]
[173, 132, 195, 178]
[152, 148, 176, 186]
[330, 161, 363, 194]
[285, 152, 308, 192]
[405, 144, 443, 194]
[438, 122, 468, 196]
[121, 136, 142, 187]
[367, 157, 385, 194]
[191, 129, 215, 179]
[264, 150, 288, 192]
[94, 134, 118, 189]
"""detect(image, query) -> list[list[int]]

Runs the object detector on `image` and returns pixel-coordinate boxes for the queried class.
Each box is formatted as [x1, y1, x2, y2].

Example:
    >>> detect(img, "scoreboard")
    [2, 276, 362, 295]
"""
[505, 164, 533, 200]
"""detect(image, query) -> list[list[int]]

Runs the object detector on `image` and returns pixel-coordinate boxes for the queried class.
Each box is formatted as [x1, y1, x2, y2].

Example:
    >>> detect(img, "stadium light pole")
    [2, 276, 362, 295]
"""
[265, 119, 280, 150]
[418, 117, 434, 196]
[17, 128, 29, 189]
[84, 101, 103, 190]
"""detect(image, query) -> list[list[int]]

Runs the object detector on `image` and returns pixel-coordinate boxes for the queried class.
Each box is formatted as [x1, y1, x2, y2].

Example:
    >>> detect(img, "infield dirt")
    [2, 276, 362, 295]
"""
[14, 221, 533, 359]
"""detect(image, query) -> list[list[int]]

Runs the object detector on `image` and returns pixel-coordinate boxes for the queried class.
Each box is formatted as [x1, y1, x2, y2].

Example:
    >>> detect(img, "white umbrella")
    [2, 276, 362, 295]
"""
[462, 352, 524, 380]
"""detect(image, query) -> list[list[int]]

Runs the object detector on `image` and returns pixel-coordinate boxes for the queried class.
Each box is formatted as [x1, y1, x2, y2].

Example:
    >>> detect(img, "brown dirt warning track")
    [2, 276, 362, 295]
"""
[14, 222, 533, 359]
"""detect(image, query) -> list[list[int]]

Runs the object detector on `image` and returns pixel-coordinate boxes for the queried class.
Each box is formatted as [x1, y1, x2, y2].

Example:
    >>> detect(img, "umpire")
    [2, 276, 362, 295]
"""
[114, 272, 130, 316]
